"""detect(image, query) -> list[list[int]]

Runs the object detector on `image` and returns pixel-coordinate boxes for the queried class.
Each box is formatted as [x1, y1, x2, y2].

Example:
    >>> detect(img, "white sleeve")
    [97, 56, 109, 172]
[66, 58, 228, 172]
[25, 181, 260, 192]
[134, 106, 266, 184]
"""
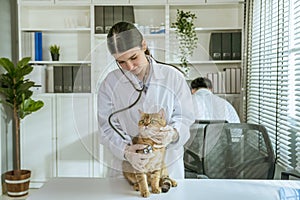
[168, 74, 195, 149]
[226, 101, 241, 123]
[97, 80, 131, 160]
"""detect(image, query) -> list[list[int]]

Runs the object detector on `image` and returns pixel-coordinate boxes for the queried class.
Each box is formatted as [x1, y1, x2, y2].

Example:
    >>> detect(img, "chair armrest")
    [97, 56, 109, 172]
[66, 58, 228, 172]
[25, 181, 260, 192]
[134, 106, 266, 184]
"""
[281, 170, 300, 180]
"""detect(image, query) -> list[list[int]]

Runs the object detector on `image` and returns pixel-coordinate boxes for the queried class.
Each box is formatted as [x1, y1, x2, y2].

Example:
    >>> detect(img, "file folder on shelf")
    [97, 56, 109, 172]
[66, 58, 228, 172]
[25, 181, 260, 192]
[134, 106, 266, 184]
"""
[209, 33, 222, 60]
[72, 66, 83, 93]
[221, 32, 232, 60]
[82, 66, 91, 93]
[34, 32, 43, 61]
[123, 6, 135, 23]
[113, 6, 123, 24]
[63, 66, 73, 93]
[231, 32, 242, 60]
[54, 66, 63, 93]
[104, 6, 114, 33]
[95, 6, 104, 34]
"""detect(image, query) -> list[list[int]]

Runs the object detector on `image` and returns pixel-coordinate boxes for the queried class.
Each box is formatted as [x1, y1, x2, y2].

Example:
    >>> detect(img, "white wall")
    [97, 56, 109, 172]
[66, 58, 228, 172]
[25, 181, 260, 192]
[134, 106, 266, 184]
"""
[0, 0, 12, 58]
[0, 0, 15, 194]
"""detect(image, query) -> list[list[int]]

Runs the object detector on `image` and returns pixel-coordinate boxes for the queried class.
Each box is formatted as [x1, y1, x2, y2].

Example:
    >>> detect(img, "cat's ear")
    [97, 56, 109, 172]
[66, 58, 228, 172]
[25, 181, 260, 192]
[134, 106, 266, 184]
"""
[138, 109, 143, 115]
[158, 108, 165, 118]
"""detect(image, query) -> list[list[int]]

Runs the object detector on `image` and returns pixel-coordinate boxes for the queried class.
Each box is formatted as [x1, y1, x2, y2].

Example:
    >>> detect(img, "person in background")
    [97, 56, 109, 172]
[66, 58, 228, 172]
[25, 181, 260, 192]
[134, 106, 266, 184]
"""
[97, 21, 195, 178]
[191, 77, 240, 123]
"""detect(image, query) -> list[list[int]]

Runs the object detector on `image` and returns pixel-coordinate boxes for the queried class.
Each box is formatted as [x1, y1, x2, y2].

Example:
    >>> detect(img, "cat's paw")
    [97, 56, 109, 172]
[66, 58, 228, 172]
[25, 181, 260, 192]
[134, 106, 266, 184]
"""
[133, 184, 139, 191]
[152, 187, 161, 194]
[141, 191, 150, 198]
[161, 184, 170, 193]
[171, 180, 178, 187]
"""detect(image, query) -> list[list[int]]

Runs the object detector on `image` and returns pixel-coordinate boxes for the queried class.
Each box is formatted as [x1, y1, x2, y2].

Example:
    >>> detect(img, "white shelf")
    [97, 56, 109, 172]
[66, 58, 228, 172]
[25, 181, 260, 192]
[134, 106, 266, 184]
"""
[94, 33, 165, 38]
[169, 60, 242, 65]
[21, 28, 91, 32]
[29, 61, 91, 65]
[170, 27, 242, 32]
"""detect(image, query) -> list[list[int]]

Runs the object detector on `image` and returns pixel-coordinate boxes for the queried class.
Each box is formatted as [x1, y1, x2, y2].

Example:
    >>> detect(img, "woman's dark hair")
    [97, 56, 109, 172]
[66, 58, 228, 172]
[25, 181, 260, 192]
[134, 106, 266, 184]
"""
[191, 77, 213, 89]
[107, 21, 143, 54]
[107, 21, 185, 75]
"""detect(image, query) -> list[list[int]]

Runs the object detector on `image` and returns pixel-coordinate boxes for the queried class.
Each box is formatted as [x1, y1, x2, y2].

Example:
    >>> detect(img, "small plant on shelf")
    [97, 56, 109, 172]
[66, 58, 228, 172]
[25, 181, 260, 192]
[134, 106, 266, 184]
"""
[171, 9, 198, 75]
[49, 44, 60, 61]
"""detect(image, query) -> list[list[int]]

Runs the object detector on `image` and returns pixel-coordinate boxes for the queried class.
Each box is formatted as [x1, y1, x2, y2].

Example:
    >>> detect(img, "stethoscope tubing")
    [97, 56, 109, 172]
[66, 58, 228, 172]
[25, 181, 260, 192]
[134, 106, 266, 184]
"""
[108, 62, 145, 140]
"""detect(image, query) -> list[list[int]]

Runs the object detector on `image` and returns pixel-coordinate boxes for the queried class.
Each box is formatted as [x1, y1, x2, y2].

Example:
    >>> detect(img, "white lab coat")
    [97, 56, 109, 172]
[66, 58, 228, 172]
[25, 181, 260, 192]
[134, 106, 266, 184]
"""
[192, 88, 240, 123]
[97, 57, 195, 178]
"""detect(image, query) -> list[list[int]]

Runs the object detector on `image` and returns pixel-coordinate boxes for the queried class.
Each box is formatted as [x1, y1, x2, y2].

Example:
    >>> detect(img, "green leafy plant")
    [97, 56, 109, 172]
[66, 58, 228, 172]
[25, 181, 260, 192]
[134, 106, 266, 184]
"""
[49, 44, 60, 54]
[0, 57, 44, 173]
[171, 9, 198, 73]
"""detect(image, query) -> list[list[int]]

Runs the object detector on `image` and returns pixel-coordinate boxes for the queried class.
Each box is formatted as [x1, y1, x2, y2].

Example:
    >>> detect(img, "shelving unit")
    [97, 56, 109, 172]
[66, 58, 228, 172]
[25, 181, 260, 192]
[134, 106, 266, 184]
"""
[17, 0, 245, 186]
[18, 2, 243, 94]
[18, 5, 91, 63]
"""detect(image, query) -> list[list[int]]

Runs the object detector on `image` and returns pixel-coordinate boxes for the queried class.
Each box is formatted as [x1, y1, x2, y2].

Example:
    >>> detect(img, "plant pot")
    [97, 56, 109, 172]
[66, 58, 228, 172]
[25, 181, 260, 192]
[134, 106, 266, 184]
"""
[51, 53, 60, 61]
[4, 170, 31, 197]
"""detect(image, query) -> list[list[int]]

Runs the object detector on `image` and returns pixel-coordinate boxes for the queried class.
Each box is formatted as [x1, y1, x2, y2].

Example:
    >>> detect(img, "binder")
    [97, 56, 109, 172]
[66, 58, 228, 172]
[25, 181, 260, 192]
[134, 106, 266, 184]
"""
[113, 6, 123, 24]
[123, 6, 135, 23]
[230, 68, 236, 93]
[218, 71, 226, 94]
[34, 32, 43, 61]
[207, 73, 213, 86]
[63, 66, 73, 93]
[213, 73, 218, 93]
[231, 32, 242, 60]
[221, 32, 231, 60]
[209, 33, 222, 60]
[22, 32, 35, 60]
[54, 66, 63, 93]
[224, 68, 231, 93]
[95, 6, 104, 34]
[104, 6, 114, 33]
[82, 66, 91, 93]
[72, 66, 83, 93]
[236, 68, 241, 93]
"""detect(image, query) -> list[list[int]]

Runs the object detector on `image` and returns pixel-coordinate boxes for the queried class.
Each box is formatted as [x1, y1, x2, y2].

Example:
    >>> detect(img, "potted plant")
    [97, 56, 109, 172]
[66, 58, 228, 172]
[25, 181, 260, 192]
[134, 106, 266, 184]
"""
[171, 9, 198, 76]
[49, 44, 60, 61]
[0, 57, 44, 197]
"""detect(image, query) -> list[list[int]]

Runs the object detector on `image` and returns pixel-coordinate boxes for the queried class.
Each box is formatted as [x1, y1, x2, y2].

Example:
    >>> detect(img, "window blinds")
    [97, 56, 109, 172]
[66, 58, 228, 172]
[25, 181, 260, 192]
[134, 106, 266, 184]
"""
[246, 0, 300, 171]
[291, 0, 300, 172]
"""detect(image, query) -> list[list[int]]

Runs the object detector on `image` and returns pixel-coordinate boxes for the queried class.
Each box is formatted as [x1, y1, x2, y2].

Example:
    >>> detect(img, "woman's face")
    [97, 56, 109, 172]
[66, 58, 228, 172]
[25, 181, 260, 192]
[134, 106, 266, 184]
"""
[113, 41, 148, 78]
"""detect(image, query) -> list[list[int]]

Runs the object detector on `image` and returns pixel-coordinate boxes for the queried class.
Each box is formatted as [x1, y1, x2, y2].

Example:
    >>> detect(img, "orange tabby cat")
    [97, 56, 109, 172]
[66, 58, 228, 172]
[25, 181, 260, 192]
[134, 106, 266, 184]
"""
[122, 109, 177, 198]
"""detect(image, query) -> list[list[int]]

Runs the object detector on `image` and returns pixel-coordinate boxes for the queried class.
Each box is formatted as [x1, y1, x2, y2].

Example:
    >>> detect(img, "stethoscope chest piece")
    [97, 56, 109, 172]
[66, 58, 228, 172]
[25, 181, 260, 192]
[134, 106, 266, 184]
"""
[143, 145, 153, 154]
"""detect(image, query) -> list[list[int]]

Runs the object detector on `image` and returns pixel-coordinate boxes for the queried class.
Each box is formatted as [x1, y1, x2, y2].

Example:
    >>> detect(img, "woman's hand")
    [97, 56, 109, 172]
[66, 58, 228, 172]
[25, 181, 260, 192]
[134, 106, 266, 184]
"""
[143, 125, 179, 147]
[124, 144, 154, 172]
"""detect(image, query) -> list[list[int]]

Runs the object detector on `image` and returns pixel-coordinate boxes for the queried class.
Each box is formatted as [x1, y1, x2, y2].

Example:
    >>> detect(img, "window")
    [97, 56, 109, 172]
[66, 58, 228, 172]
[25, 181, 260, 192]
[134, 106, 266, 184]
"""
[247, 0, 300, 171]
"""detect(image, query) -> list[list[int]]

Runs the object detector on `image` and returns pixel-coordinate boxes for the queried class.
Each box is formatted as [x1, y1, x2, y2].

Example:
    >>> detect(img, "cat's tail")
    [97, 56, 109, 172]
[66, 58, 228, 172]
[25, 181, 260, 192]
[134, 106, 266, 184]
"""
[159, 176, 177, 193]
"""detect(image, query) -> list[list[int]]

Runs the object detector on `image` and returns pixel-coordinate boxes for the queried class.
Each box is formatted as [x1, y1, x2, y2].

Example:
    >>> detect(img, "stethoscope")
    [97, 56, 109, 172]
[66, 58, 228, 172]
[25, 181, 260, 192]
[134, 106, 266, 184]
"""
[108, 60, 147, 140]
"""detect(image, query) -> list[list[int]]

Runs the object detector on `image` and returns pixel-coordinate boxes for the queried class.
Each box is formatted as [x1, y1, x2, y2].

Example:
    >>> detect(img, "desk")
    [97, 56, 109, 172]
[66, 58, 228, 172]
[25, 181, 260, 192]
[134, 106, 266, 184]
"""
[27, 178, 300, 200]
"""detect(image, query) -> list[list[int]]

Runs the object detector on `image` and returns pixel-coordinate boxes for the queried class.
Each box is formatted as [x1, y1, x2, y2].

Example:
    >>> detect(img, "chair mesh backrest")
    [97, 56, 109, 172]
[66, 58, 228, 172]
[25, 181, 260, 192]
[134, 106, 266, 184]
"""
[184, 120, 227, 176]
[184, 123, 275, 179]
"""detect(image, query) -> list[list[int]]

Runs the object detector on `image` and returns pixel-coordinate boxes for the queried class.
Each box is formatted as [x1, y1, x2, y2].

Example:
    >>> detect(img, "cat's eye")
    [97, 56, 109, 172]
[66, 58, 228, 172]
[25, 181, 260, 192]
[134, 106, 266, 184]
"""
[150, 119, 159, 124]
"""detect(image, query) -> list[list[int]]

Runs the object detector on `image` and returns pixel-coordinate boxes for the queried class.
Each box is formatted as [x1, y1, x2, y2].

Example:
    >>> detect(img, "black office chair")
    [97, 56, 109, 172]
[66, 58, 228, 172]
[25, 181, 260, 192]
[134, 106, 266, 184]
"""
[184, 122, 275, 179]
[184, 120, 227, 179]
[281, 170, 300, 180]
